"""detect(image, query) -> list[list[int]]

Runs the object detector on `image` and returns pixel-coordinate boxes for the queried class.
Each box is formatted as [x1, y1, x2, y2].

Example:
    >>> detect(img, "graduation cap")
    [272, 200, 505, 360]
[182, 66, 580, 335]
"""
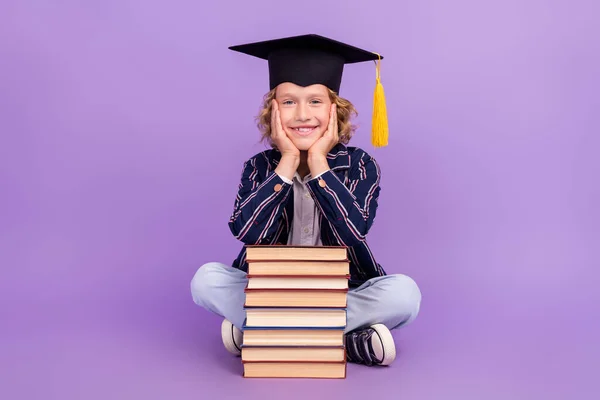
[229, 34, 389, 147]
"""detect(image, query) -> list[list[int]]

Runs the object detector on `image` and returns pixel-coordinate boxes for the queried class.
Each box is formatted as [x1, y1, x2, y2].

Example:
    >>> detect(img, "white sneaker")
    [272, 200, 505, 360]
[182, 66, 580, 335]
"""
[221, 319, 242, 356]
[345, 323, 396, 366]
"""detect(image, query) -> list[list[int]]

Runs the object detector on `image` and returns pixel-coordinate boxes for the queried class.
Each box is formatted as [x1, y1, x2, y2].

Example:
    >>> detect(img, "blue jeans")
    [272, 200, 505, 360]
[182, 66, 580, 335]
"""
[191, 262, 422, 333]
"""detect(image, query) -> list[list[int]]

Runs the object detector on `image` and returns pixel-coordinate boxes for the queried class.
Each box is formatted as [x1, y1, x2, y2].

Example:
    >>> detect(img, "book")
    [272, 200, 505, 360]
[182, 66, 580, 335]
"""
[246, 275, 349, 290]
[241, 346, 345, 363]
[244, 289, 348, 308]
[242, 329, 344, 347]
[242, 361, 346, 379]
[247, 260, 350, 276]
[245, 245, 347, 261]
[244, 308, 347, 328]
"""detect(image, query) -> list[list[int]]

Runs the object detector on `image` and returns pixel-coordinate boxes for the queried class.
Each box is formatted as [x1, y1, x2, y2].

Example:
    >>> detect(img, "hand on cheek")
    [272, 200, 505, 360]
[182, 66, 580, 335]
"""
[308, 103, 338, 158]
[270, 100, 300, 157]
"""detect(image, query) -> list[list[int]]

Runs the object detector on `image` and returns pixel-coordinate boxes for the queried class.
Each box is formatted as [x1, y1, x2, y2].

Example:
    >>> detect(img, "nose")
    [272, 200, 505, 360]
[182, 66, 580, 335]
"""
[295, 102, 309, 121]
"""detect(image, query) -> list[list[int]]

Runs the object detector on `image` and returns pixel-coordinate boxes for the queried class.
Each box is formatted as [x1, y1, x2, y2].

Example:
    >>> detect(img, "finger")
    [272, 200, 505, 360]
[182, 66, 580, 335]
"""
[276, 108, 285, 136]
[330, 104, 337, 139]
[276, 104, 284, 138]
[327, 104, 335, 137]
[333, 104, 339, 139]
[271, 100, 277, 137]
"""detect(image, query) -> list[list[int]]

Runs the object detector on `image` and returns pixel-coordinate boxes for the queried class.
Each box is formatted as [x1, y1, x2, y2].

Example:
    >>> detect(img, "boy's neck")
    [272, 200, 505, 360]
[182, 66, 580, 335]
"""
[297, 151, 310, 178]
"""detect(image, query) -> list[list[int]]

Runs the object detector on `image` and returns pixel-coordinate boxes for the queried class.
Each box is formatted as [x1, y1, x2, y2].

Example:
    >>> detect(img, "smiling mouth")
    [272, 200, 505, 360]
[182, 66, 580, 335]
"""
[291, 126, 318, 136]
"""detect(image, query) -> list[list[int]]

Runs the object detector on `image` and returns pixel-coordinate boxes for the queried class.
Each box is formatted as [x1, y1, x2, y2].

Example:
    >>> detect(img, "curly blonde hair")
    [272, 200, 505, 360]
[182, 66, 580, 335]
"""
[256, 87, 358, 149]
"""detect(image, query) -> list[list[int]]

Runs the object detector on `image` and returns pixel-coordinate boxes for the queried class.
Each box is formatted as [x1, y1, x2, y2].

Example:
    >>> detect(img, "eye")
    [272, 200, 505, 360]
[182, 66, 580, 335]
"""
[282, 100, 294, 105]
[310, 99, 323, 104]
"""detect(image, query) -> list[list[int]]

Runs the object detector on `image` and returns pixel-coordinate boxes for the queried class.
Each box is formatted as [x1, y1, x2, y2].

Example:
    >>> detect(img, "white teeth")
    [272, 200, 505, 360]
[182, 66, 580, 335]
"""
[294, 127, 315, 132]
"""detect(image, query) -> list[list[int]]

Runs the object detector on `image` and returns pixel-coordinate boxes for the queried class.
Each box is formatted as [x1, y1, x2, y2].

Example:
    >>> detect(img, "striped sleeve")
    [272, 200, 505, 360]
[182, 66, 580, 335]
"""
[228, 153, 292, 244]
[306, 150, 381, 247]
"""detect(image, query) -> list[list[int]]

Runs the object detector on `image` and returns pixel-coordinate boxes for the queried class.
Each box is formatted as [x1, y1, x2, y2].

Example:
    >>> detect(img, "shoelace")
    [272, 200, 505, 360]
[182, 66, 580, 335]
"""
[345, 328, 381, 366]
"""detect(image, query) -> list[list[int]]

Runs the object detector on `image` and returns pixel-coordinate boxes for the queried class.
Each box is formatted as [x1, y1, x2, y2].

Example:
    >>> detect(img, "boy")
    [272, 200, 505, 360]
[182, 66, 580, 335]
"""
[191, 34, 421, 366]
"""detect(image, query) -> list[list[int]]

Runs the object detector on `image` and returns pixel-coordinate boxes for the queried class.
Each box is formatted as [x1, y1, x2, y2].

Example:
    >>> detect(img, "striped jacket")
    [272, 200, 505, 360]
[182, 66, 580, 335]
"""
[228, 143, 387, 287]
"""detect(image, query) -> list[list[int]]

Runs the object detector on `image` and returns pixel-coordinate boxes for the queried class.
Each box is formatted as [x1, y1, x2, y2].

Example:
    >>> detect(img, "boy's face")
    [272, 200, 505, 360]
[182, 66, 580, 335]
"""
[275, 82, 333, 151]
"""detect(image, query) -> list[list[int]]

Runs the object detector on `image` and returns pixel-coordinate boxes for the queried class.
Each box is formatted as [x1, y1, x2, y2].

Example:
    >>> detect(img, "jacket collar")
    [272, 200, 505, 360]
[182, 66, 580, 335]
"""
[271, 143, 350, 170]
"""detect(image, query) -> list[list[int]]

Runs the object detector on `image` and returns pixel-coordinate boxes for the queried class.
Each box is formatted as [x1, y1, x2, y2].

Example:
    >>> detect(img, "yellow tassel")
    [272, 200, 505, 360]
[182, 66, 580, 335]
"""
[371, 53, 389, 148]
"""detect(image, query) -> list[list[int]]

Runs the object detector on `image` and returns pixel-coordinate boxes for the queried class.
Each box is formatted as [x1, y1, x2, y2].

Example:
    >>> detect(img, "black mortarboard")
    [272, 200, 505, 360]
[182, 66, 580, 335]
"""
[228, 34, 389, 147]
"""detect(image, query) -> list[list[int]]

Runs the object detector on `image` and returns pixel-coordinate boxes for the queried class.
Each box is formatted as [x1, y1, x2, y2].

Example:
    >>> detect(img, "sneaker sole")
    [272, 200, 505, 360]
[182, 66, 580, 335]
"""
[221, 319, 241, 356]
[371, 323, 396, 366]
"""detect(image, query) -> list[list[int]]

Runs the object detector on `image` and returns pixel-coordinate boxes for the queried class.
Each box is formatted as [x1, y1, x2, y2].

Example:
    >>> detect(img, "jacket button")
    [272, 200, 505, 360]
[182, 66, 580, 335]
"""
[274, 183, 282, 192]
[318, 179, 327, 188]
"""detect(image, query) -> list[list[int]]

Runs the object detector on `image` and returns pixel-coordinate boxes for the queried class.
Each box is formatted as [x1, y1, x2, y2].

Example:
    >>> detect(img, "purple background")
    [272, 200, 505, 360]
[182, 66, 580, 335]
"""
[1, 0, 598, 399]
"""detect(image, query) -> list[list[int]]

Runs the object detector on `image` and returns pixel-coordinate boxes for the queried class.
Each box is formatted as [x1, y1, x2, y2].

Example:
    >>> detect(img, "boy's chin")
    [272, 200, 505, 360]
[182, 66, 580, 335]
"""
[294, 140, 316, 151]
[292, 139, 317, 152]
[291, 134, 325, 151]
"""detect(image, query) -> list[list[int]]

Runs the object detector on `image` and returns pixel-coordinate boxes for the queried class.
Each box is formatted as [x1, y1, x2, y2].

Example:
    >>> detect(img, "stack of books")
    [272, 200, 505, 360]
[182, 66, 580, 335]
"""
[241, 245, 350, 379]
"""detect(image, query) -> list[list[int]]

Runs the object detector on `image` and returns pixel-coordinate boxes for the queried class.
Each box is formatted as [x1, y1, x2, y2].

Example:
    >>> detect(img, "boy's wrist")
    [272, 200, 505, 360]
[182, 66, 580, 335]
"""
[275, 154, 300, 181]
[307, 154, 329, 177]
[280, 153, 300, 162]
